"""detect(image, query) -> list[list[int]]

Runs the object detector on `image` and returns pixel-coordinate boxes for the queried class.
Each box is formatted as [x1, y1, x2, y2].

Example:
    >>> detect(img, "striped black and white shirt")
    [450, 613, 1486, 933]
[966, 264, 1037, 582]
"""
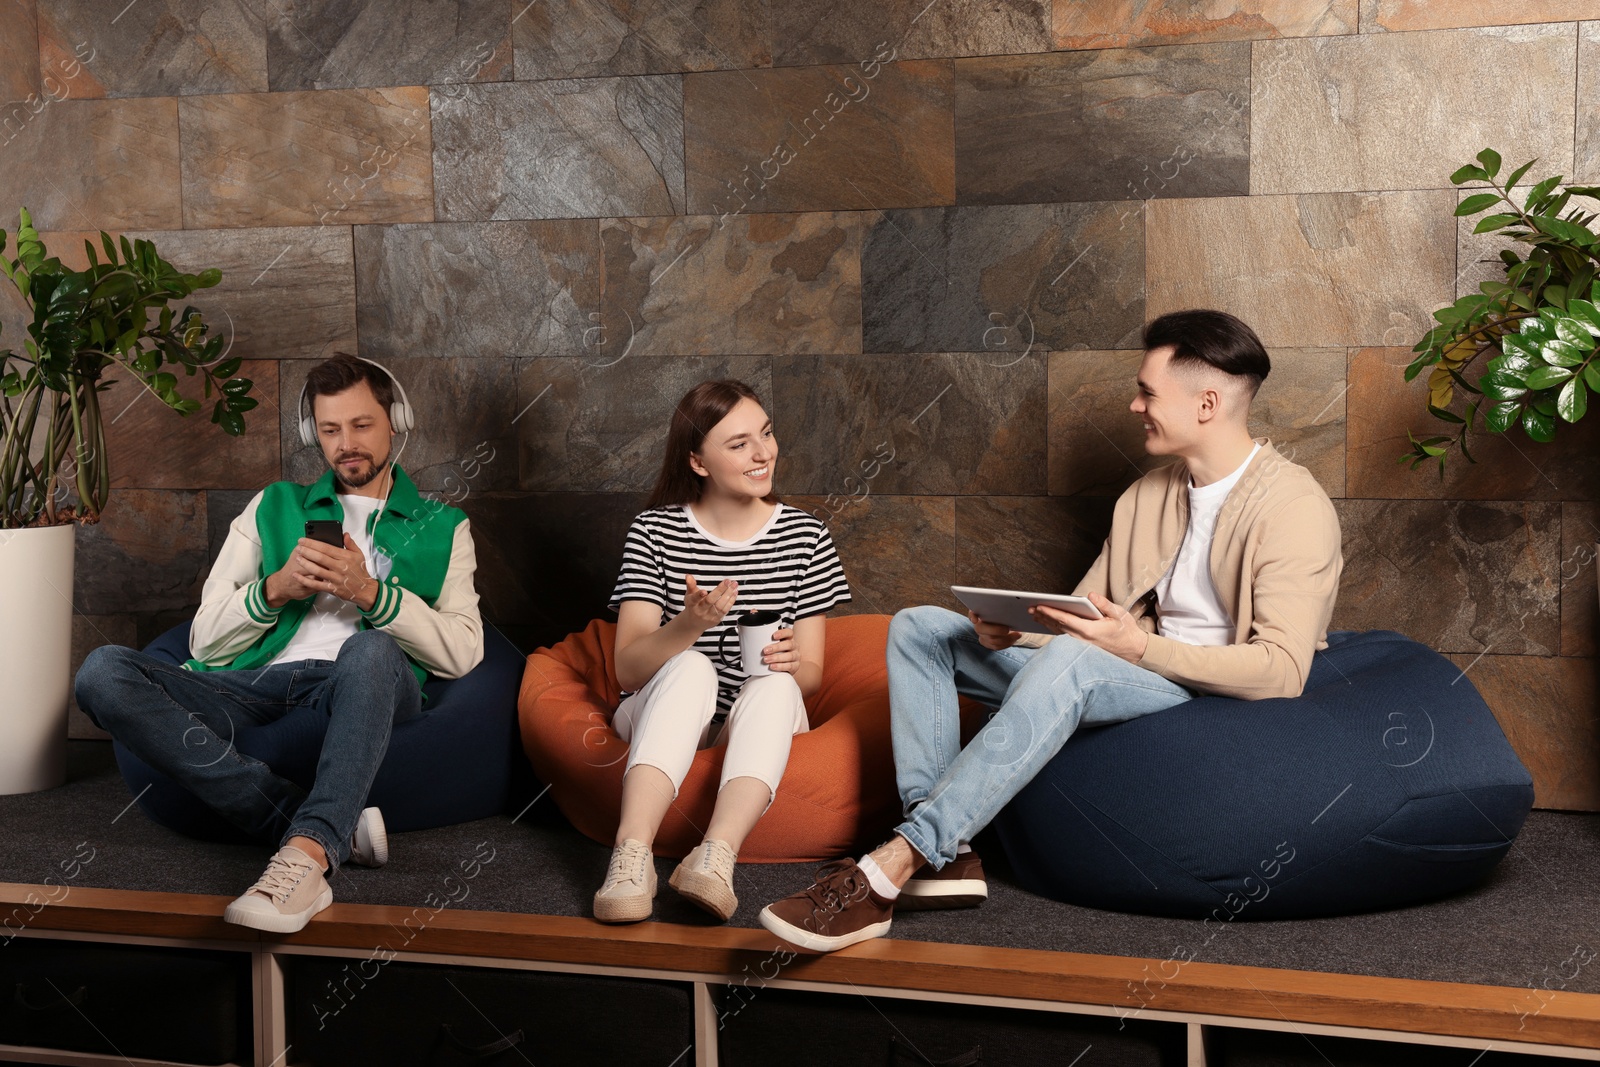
[608, 503, 851, 715]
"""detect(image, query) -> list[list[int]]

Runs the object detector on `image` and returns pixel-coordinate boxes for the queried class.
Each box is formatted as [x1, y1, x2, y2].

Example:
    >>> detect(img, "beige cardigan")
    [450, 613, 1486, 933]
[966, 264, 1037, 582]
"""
[1023, 440, 1343, 701]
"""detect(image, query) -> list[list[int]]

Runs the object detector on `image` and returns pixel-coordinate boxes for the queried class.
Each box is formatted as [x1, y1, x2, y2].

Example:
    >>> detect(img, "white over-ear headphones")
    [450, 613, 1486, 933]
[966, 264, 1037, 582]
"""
[298, 355, 416, 448]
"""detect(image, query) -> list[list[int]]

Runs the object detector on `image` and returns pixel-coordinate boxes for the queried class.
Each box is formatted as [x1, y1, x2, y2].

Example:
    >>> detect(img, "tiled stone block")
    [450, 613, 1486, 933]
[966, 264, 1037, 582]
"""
[179, 88, 432, 228]
[1345, 347, 1600, 500]
[75, 489, 208, 615]
[771, 0, 1051, 66]
[862, 202, 1145, 353]
[1361, 0, 1600, 32]
[516, 356, 771, 492]
[206, 489, 258, 566]
[1048, 347, 1346, 497]
[354, 221, 599, 362]
[954, 44, 1250, 205]
[1580, 23, 1599, 183]
[267, 0, 511, 90]
[280, 357, 521, 493]
[1252, 25, 1576, 195]
[0, 98, 181, 230]
[68, 614, 134, 739]
[41, 0, 267, 97]
[433, 76, 683, 222]
[512, 0, 769, 79]
[786, 495, 956, 618]
[1561, 502, 1599, 659]
[461, 490, 648, 648]
[685, 59, 955, 215]
[1332, 499, 1559, 655]
[771, 353, 1046, 496]
[1146, 192, 1454, 348]
[128, 224, 358, 363]
[1445, 653, 1600, 812]
[600, 213, 861, 356]
[954, 495, 1119, 599]
[1053, 0, 1354, 49]
[0, 0, 40, 103]
[103, 359, 280, 490]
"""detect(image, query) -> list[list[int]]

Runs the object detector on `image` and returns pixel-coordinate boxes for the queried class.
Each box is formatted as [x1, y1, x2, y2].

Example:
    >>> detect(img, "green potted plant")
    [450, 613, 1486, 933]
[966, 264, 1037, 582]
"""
[1402, 149, 1600, 471]
[0, 208, 257, 794]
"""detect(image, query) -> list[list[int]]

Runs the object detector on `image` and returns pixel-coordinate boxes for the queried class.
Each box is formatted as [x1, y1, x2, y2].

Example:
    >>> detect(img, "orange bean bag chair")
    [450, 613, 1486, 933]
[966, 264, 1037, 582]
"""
[517, 613, 904, 862]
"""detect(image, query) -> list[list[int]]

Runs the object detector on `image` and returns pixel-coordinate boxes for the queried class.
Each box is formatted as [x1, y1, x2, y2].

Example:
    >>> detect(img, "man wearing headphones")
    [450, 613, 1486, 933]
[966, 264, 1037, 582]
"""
[76, 353, 483, 933]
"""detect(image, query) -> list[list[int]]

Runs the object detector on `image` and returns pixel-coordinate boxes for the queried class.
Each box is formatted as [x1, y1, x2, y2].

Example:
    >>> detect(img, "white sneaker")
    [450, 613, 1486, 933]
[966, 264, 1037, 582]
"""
[670, 839, 739, 921]
[349, 807, 388, 868]
[593, 839, 656, 924]
[223, 846, 333, 934]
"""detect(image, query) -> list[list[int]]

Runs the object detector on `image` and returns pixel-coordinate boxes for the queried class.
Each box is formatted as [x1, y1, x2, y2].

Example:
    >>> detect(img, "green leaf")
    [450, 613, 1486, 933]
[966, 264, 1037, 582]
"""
[1566, 299, 1600, 336]
[1485, 399, 1521, 433]
[229, 395, 259, 412]
[1519, 316, 1553, 342]
[217, 409, 245, 436]
[1504, 159, 1536, 191]
[1427, 404, 1465, 424]
[195, 268, 222, 288]
[1500, 332, 1540, 362]
[1456, 193, 1501, 216]
[1522, 406, 1556, 442]
[1473, 213, 1520, 234]
[220, 376, 252, 395]
[1475, 148, 1502, 178]
[1526, 175, 1562, 207]
[1585, 361, 1600, 392]
[1452, 163, 1490, 185]
[1558, 376, 1588, 422]
[1525, 365, 1573, 389]
[1554, 316, 1595, 348]
[1523, 364, 1574, 390]
[1480, 370, 1528, 400]
[1544, 338, 1586, 366]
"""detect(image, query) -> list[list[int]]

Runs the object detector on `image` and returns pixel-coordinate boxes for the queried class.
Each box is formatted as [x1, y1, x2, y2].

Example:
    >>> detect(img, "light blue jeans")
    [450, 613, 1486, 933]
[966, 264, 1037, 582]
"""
[75, 628, 421, 874]
[888, 605, 1195, 870]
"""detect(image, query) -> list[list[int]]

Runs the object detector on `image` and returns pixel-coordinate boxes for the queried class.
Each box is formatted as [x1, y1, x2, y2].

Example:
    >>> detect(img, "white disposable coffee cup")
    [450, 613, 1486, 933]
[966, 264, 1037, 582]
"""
[721, 610, 782, 677]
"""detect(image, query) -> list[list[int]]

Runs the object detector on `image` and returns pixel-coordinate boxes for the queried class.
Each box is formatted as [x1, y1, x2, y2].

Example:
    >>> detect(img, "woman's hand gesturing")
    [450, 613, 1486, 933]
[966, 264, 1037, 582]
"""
[683, 575, 737, 633]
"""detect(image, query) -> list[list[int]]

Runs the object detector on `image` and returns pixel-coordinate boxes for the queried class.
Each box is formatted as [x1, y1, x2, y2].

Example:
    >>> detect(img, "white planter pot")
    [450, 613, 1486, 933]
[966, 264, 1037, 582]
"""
[0, 523, 75, 794]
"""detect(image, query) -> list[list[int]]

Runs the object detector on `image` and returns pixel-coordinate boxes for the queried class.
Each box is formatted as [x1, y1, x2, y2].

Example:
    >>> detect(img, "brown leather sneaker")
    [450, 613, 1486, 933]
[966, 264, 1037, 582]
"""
[896, 850, 987, 911]
[759, 860, 895, 953]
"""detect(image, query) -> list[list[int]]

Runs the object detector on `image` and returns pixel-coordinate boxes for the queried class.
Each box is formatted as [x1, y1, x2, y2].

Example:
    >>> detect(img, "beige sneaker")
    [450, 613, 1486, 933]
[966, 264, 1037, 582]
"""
[223, 846, 333, 934]
[593, 839, 657, 924]
[669, 838, 739, 921]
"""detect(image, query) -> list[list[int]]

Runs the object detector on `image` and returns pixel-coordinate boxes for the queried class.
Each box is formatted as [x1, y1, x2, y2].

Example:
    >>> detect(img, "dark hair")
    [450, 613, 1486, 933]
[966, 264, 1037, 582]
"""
[1143, 310, 1270, 396]
[646, 380, 776, 509]
[304, 352, 395, 424]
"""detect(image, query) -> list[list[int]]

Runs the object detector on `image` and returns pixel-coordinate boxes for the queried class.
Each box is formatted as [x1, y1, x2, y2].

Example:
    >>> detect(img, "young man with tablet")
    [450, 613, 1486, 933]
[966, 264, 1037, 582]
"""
[760, 309, 1343, 952]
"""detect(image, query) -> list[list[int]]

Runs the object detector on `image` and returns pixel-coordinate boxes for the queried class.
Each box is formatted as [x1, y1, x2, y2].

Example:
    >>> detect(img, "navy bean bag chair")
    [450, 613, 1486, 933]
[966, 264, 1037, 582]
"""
[993, 630, 1535, 919]
[112, 622, 537, 843]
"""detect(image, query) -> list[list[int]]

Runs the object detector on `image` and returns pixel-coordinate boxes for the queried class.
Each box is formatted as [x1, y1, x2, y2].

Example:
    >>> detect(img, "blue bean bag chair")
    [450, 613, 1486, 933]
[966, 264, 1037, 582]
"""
[992, 630, 1535, 919]
[112, 622, 538, 843]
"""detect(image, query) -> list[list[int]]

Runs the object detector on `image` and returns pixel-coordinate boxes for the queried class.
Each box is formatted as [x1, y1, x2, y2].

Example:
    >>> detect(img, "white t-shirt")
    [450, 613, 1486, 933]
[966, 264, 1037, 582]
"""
[268, 494, 385, 665]
[1154, 443, 1260, 647]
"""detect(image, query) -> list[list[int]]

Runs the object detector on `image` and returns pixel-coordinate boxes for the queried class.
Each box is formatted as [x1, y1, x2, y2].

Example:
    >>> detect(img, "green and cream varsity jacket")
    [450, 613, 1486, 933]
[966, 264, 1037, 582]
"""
[187, 465, 483, 687]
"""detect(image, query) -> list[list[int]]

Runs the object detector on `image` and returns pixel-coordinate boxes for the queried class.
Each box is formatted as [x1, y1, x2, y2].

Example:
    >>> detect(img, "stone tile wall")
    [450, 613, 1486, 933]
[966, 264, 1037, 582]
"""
[3, 0, 1594, 809]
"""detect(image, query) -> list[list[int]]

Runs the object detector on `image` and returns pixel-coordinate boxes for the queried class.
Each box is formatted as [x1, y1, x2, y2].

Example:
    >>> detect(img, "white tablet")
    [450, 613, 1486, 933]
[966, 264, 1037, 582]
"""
[950, 585, 1103, 635]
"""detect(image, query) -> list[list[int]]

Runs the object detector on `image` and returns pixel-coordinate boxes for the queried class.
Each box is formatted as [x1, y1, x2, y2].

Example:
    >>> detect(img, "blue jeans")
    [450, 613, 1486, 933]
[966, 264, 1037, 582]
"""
[75, 628, 422, 873]
[887, 605, 1194, 870]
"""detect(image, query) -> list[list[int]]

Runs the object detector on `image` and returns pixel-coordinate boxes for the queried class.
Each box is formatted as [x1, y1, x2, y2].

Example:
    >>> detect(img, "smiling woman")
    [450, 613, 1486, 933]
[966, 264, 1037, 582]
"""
[578, 378, 852, 927]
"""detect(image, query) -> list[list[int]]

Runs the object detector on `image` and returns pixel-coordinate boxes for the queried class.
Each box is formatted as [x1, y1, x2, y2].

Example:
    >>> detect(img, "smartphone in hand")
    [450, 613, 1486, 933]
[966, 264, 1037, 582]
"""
[304, 520, 344, 548]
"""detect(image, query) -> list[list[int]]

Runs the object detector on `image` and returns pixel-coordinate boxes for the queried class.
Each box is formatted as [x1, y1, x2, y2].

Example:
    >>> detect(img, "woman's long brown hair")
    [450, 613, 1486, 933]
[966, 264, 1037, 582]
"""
[645, 379, 778, 509]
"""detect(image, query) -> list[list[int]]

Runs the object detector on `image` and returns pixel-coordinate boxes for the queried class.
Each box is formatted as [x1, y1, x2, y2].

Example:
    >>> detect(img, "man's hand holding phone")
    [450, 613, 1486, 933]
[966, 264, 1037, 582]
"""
[264, 526, 379, 612]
